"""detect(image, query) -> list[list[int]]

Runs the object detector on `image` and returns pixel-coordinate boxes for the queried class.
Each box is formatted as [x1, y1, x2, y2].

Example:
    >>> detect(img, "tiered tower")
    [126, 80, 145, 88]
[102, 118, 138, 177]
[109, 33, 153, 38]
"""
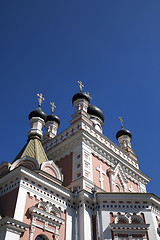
[43, 85, 149, 194]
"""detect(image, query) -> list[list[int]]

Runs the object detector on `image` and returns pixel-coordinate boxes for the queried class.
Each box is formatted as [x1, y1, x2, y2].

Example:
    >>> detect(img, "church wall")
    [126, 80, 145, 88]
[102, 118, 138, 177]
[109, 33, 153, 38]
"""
[84, 206, 92, 240]
[32, 228, 54, 240]
[55, 153, 73, 187]
[92, 154, 110, 191]
[21, 228, 29, 240]
[20, 194, 37, 240]
[14, 185, 27, 221]
[100, 210, 112, 239]
[59, 211, 66, 240]
[22, 193, 67, 240]
[144, 211, 159, 240]
[23, 193, 38, 225]
[78, 203, 85, 240]
[0, 187, 19, 218]
[99, 204, 160, 240]
[78, 202, 93, 240]
[65, 205, 75, 240]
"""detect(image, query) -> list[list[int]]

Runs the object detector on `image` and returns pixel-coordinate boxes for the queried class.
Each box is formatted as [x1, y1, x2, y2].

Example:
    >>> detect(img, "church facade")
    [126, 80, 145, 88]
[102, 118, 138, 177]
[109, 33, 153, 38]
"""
[0, 87, 160, 240]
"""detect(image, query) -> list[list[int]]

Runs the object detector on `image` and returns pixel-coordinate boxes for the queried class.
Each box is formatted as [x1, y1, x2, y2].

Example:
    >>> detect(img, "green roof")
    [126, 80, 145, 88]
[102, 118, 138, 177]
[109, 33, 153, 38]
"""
[12, 137, 48, 165]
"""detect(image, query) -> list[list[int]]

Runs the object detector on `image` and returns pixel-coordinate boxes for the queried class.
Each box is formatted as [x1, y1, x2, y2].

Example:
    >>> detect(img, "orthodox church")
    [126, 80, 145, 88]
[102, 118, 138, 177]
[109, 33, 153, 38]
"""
[0, 83, 160, 240]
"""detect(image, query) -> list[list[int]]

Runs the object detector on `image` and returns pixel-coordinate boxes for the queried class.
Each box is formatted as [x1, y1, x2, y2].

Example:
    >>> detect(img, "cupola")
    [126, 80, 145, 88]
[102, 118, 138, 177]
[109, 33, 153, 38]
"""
[44, 102, 60, 138]
[27, 93, 46, 140]
[72, 81, 91, 113]
[87, 104, 104, 133]
[116, 117, 135, 158]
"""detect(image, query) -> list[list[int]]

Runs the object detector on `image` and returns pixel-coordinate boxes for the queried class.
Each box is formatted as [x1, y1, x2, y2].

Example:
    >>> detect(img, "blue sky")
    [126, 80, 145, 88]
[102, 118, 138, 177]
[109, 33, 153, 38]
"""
[0, 1, 160, 196]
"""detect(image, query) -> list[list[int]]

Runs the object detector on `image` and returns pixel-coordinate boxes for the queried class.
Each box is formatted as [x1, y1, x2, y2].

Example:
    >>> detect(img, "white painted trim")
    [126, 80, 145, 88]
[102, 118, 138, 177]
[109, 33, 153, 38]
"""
[14, 183, 27, 221]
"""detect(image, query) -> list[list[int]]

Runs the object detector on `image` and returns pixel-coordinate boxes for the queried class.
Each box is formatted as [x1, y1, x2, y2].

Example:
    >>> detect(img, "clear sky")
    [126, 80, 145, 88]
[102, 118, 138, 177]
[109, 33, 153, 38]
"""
[0, 1, 160, 197]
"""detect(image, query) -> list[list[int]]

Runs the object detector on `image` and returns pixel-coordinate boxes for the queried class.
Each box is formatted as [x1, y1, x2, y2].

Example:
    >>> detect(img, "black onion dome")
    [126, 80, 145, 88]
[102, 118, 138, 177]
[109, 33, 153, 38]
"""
[87, 104, 104, 122]
[116, 128, 132, 140]
[47, 114, 60, 126]
[29, 107, 47, 122]
[72, 92, 90, 104]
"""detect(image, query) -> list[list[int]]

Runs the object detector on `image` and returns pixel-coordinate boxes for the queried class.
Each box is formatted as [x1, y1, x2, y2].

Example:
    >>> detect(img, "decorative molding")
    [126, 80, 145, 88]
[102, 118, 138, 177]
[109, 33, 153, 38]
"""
[0, 178, 20, 197]
[37, 201, 61, 217]
[43, 119, 139, 168]
[108, 163, 128, 192]
[41, 160, 63, 181]
[96, 165, 105, 189]
[10, 156, 39, 171]
[0, 216, 29, 233]
[43, 118, 150, 187]
[29, 202, 65, 240]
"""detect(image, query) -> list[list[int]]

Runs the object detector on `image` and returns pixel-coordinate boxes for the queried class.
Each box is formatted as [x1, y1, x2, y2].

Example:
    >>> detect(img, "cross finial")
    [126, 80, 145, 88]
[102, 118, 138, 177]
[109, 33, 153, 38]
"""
[50, 102, 56, 113]
[86, 92, 92, 100]
[78, 81, 84, 92]
[37, 93, 45, 107]
[118, 116, 123, 128]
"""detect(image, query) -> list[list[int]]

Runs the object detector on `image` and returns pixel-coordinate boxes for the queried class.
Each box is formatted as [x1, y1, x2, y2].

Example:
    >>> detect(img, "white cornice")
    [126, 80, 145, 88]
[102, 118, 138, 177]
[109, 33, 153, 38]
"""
[43, 118, 139, 166]
[0, 166, 73, 200]
[0, 216, 29, 232]
[45, 126, 150, 185]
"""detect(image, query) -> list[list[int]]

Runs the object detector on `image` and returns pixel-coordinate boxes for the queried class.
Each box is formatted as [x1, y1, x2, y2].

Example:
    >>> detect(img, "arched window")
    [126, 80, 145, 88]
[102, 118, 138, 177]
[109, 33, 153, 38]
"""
[35, 234, 49, 240]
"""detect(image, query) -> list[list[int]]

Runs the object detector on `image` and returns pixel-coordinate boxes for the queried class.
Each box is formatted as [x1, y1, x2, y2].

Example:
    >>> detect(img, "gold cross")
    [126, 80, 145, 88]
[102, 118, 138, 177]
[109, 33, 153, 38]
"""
[37, 93, 45, 107]
[78, 81, 84, 92]
[118, 116, 123, 128]
[50, 102, 56, 113]
[86, 92, 92, 100]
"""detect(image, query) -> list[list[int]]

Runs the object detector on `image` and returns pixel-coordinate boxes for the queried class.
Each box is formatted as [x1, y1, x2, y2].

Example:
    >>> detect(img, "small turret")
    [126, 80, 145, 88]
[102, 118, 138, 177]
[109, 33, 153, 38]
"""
[87, 104, 104, 133]
[116, 117, 137, 160]
[72, 81, 91, 113]
[27, 93, 46, 140]
[44, 102, 60, 138]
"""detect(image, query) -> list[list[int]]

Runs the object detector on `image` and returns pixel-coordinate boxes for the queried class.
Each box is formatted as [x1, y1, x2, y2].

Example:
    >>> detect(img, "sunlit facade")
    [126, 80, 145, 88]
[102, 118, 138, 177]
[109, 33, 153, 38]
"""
[0, 90, 160, 240]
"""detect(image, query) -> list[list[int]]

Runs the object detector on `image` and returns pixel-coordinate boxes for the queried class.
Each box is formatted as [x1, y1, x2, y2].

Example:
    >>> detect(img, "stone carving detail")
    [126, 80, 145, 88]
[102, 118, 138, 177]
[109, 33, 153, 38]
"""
[114, 213, 143, 224]
[110, 213, 149, 240]
[96, 165, 105, 189]
[37, 201, 61, 217]
[29, 201, 64, 240]
[108, 163, 128, 192]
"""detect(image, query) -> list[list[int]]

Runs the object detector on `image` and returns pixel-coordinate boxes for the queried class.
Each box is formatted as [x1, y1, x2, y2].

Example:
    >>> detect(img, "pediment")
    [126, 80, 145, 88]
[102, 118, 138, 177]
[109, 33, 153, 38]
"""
[41, 160, 62, 181]
[10, 156, 39, 171]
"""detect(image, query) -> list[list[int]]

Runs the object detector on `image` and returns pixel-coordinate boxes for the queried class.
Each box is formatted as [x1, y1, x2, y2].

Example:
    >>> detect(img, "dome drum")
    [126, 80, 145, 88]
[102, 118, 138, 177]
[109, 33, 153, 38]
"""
[116, 128, 132, 151]
[44, 114, 60, 139]
[73, 98, 90, 113]
[87, 104, 104, 123]
[27, 116, 45, 140]
[87, 104, 104, 133]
